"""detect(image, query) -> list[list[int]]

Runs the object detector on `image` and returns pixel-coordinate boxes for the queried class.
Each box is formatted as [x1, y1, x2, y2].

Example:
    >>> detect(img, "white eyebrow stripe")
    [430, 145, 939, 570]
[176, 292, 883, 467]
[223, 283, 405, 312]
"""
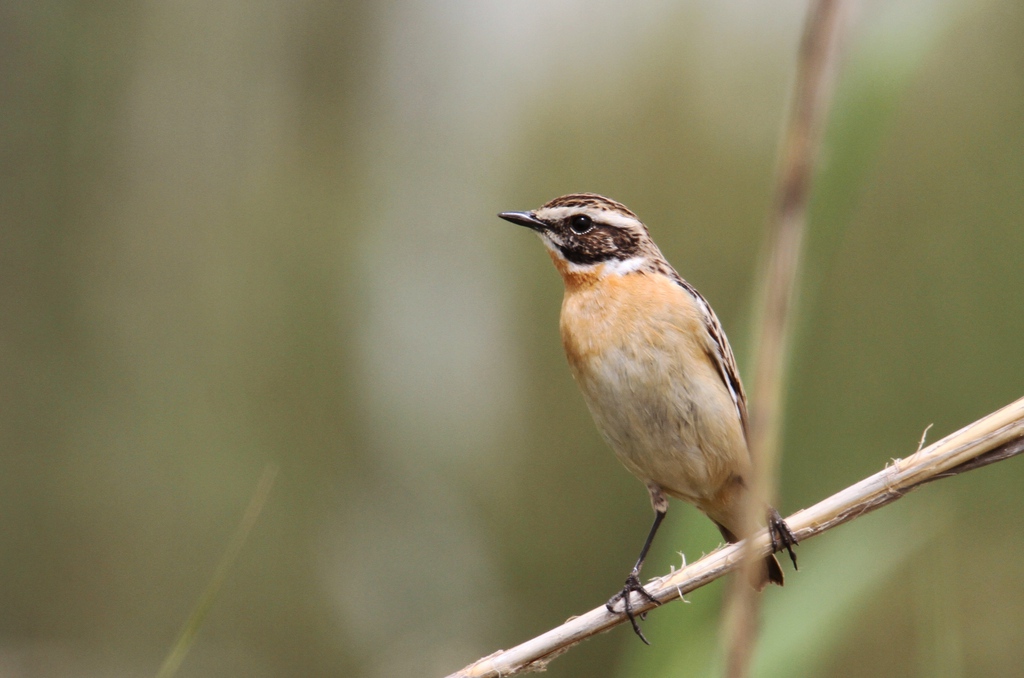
[535, 206, 643, 231]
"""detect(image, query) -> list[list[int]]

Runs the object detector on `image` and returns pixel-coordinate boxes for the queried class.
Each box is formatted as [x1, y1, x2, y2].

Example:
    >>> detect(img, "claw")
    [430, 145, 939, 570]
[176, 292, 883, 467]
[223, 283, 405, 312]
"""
[606, 572, 660, 644]
[767, 509, 799, 570]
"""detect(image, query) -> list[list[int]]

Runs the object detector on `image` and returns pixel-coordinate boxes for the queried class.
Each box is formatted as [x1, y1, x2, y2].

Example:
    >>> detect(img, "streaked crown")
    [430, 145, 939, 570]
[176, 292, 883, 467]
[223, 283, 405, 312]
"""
[499, 193, 664, 269]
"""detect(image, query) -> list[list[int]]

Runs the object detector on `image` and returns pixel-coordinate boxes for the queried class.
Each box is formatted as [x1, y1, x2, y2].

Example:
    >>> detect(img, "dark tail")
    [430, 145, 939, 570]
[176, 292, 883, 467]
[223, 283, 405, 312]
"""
[764, 553, 785, 588]
[714, 521, 786, 591]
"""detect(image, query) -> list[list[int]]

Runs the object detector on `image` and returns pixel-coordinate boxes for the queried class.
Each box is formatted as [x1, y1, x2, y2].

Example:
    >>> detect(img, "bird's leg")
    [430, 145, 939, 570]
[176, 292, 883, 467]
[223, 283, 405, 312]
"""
[606, 483, 668, 644]
[767, 507, 799, 570]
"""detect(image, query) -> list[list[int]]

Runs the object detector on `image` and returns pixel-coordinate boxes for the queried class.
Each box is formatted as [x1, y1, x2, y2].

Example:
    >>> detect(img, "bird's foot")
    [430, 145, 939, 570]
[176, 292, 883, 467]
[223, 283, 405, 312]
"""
[605, 571, 660, 644]
[768, 508, 799, 570]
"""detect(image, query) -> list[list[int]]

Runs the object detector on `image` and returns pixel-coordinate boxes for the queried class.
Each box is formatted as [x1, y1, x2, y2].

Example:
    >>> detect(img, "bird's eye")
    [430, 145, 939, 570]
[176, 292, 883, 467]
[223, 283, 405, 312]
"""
[569, 214, 593, 234]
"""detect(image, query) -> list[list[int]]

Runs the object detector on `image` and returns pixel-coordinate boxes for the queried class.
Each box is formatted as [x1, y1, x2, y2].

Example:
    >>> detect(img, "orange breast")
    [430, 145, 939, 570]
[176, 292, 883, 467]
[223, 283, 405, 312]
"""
[556, 267, 750, 510]
[559, 268, 705, 370]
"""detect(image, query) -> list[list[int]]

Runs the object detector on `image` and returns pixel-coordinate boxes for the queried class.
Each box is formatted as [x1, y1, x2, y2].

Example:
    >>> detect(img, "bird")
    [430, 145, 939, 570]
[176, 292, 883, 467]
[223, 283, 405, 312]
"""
[499, 193, 797, 643]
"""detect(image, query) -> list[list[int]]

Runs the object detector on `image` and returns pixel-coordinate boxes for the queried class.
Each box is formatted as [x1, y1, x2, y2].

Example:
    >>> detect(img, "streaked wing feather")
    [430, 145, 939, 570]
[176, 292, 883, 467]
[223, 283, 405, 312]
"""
[663, 269, 750, 437]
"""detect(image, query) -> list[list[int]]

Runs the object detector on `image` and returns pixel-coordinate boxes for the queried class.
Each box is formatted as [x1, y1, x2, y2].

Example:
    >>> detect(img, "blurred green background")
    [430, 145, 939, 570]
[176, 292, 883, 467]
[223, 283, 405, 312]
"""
[2, 1, 1023, 676]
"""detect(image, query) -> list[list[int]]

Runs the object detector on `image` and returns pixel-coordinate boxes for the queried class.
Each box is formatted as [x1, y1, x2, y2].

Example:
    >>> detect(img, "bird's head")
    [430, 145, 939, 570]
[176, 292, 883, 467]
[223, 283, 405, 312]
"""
[499, 194, 662, 279]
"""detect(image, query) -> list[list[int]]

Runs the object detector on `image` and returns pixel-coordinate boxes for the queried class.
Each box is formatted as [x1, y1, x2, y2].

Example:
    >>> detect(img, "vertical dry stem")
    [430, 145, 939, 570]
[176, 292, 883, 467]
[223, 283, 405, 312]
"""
[724, 2, 851, 676]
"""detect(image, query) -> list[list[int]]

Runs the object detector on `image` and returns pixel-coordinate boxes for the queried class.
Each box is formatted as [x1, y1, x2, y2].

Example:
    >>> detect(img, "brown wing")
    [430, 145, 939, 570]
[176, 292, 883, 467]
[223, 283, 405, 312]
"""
[661, 267, 750, 438]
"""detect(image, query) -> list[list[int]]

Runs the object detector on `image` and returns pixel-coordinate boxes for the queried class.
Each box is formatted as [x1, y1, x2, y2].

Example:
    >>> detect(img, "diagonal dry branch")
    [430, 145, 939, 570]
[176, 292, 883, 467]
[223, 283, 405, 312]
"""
[444, 395, 1024, 678]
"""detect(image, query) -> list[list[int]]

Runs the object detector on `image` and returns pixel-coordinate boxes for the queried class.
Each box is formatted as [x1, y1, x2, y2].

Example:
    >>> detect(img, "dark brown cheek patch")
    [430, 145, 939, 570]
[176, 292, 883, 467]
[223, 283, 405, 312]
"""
[558, 226, 641, 265]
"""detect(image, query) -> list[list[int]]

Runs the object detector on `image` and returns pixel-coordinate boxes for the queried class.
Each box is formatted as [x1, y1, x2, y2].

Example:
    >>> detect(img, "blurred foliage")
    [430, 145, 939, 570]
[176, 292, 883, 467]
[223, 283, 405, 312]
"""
[1, 1, 1022, 677]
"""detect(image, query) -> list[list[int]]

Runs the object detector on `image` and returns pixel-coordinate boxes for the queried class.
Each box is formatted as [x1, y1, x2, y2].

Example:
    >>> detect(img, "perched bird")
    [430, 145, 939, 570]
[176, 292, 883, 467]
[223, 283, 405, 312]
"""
[499, 193, 797, 642]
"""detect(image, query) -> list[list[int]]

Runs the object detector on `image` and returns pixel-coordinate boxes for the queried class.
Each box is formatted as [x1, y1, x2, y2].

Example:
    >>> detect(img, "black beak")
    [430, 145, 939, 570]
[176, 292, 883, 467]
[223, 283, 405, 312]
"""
[498, 211, 546, 231]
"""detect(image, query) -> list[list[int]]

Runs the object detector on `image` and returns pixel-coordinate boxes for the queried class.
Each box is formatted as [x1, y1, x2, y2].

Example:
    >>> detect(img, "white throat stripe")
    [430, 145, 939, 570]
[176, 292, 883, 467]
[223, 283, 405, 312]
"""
[537, 237, 648, 277]
[603, 256, 647, 276]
